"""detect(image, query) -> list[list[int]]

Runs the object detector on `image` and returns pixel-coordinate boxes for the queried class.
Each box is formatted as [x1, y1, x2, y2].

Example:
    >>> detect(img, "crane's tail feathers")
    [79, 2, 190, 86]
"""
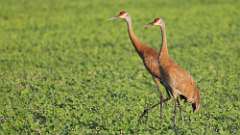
[192, 90, 200, 112]
[192, 102, 200, 112]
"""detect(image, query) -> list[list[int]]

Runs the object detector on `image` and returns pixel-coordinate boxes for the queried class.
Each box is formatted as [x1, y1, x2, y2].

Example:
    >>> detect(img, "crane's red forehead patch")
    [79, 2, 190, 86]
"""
[119, 11, 126, 16]
[154, 18, 161, 22]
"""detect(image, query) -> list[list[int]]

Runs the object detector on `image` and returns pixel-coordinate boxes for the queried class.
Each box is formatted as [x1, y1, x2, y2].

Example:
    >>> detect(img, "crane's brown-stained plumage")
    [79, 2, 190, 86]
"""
[145, 18, 200, 125]
[110, 11, 170, 120]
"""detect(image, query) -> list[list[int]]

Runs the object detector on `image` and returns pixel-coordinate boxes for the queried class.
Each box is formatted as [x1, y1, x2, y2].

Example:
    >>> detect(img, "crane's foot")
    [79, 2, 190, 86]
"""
[139, 103, 159, 122]
[138, 97, 170, 123]
[138, 108, 149, 123]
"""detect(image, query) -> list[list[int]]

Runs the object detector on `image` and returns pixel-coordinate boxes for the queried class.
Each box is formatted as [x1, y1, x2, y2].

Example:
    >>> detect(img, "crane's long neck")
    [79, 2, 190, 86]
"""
[159, 24, 169, 62]
[125, 16, 144, 57]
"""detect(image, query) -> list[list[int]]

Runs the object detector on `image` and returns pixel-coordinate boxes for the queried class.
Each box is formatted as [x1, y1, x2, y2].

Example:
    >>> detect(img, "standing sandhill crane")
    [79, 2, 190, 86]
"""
[110, 11, 170, 120]
[145, 18, 201, 125]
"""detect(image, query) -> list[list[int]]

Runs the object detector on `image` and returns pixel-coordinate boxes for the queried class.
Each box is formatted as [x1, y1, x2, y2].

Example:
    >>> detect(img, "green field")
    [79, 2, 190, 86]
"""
[0, 0, 240, 134]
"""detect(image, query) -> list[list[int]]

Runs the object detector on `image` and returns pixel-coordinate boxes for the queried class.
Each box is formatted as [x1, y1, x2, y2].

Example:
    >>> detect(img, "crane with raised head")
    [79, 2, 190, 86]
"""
[145, 18, 201, 126]
[110, 11, 170, 120]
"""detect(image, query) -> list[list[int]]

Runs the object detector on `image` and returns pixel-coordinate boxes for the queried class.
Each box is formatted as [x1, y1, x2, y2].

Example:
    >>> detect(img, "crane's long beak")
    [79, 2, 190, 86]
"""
[108, 16, 119, 21]
[144, 22, 154, 29]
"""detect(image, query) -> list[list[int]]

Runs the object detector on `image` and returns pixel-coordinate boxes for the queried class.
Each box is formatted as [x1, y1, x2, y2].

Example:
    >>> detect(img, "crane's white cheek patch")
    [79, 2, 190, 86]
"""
[121, 13, 128, 18]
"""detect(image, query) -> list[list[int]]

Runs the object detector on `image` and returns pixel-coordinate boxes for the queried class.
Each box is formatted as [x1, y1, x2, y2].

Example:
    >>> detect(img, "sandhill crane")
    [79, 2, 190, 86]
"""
[110, 11, 170, 120]
[145, 18, 201, 126]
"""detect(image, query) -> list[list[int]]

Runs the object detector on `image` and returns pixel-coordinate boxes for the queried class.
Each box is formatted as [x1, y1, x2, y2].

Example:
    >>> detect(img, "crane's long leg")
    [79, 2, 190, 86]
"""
[173, 98, 177, 129]
[176, 98, 183, 121]
[138, 77, 171, 122]
[153, 77, 164, 119]
[138, 97, 170, 122]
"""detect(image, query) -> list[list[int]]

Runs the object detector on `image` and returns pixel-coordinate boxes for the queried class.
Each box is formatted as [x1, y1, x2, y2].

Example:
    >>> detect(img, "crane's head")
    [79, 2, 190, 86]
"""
[144, 18, 165, 28]
[109, 10, 129, 21]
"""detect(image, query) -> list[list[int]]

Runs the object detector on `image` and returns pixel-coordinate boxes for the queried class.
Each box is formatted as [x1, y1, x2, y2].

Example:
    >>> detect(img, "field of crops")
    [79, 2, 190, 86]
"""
[0, 0, 239, 134]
